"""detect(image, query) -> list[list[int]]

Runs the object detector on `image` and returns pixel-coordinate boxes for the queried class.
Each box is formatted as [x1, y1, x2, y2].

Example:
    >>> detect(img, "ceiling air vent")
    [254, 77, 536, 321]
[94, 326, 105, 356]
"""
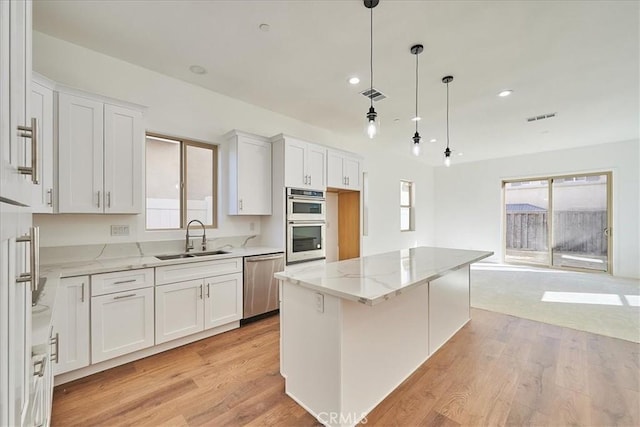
[526, 112, 556, 122]
[361, 88, 387, 102]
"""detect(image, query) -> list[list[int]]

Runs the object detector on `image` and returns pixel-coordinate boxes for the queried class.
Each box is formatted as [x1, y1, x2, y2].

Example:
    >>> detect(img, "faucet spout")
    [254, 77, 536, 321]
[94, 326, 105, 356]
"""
[186, 219, 206, 252]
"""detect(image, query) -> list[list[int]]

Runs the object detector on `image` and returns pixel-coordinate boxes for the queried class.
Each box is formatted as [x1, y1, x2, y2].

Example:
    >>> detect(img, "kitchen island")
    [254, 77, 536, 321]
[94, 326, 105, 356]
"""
[275, 246, 493, 427]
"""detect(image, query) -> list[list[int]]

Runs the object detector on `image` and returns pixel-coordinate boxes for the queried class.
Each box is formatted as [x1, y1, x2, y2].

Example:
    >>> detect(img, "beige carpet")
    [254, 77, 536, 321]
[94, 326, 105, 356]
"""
[470, 262, 640, 343]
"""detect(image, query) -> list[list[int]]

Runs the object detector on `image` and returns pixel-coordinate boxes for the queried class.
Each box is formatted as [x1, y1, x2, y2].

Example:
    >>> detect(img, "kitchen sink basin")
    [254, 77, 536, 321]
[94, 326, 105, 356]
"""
[155, 250, 229, 261]
[190, 250, 230, 257]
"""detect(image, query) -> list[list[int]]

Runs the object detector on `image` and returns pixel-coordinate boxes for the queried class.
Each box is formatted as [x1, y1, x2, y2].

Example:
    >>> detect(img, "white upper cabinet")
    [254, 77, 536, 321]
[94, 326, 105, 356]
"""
[226, 130, 272, 215]
[57, 90, 144, 214]
[275, 135, 326, 190]
[30, 76, 54, 213]
[327, 149, 361, 190]
[1, 0, 33, 206]
[103, 104, 143, 214]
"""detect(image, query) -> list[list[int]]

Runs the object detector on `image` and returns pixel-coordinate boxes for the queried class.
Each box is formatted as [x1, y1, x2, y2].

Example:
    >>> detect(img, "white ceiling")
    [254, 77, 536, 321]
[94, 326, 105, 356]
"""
[33, 0, 639, 165]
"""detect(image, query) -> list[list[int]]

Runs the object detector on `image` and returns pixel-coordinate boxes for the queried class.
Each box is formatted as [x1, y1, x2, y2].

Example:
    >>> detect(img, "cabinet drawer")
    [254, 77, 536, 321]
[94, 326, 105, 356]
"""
[91, 268, 154, 296]
[155, 258, 242, 285]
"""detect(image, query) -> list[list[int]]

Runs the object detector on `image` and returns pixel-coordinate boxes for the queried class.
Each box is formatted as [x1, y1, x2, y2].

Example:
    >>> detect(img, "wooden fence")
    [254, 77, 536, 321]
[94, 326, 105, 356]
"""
[506, 210, 607, 255]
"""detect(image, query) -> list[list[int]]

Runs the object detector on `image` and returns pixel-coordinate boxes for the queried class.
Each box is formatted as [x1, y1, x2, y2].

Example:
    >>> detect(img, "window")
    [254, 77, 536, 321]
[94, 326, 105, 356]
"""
[400, 180, 414, 231]
[145, 133, 217, 229]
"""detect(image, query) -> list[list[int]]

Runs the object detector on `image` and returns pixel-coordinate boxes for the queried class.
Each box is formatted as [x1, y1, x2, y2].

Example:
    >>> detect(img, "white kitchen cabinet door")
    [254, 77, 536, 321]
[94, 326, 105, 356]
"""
[327, 149, 361, 191]
[1, 0, 32, 206]
[30, 79, 54, 213]
[57, 93, 104, 213]
[204, 273, 243, 330]
[284, 139, 307, 189]
[155, 280, 204, 344]
[52, 276, 90, 375]
[343, 156, 361, 190]
[326, 150, 345, 189]
[228, 132, 271, 215]
[103, 104, 143, 214]
[91, 287, 154, 363]
[306, 143, 326, 190]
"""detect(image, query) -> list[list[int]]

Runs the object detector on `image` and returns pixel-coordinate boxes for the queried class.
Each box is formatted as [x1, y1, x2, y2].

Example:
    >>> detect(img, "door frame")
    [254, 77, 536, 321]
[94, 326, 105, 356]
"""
[502, 171, 612, 274]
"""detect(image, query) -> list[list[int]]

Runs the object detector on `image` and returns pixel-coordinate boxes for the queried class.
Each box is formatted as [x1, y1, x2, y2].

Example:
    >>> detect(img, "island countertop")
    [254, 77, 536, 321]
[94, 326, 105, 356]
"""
[275, 246, 493, 306]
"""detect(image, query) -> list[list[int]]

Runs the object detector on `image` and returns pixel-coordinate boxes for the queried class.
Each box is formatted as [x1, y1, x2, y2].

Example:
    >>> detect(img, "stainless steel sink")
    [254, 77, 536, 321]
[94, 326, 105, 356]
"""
[190, 250, 230, 257]
[155, 250, 229, 261]
[155, 253, 197, 260]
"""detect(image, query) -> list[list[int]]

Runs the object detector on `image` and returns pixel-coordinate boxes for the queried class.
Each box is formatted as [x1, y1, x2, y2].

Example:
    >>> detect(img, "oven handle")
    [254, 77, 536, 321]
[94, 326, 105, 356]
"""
[288, 195, 325, 202]
[288, 221, 326, 225]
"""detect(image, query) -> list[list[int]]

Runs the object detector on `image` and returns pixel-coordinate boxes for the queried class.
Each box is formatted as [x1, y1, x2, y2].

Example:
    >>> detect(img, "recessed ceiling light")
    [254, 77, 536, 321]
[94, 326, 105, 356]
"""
[348, 76, 360, 85]
[189, 65, 207, 75]
[259, 23, 271, 32]
[457, 152, 464, 156]
[498, 89, 513, 97]
[429, 138, 436, 143]
[411, 116, 421, 121]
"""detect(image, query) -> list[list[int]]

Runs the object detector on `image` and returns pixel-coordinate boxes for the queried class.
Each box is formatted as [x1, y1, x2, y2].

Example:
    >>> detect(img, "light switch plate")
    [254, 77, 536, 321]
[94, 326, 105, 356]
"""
[110, 225, 130, 236]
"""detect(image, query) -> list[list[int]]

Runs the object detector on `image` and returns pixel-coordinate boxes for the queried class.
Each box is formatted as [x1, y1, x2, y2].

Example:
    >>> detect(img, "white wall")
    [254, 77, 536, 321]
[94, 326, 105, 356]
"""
[434, 139, 640, 279]
[32, 32, 436, 252]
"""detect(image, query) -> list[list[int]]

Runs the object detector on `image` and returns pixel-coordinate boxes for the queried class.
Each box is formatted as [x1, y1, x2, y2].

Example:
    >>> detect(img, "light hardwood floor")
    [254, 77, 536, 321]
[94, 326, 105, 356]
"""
[52, 309, 639, 426]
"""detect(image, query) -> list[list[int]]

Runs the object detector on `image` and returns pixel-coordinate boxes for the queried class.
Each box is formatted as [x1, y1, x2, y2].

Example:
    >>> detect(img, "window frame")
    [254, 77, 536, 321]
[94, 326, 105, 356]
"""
[145, 132, 218, 230]
[400, 179, 415, 232]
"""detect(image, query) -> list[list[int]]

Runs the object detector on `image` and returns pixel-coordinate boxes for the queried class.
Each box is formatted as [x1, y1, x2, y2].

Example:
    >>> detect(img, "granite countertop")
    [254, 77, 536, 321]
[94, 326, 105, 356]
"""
[275, 246, 493, 306]
[32, 245, 283, 349]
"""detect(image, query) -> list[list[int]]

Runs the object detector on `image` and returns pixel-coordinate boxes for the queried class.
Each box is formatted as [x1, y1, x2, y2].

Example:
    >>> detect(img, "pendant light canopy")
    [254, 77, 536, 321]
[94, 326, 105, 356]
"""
[442, 75, 453, 167]
[364, 0, 379, 139]
[410, 44, 423, 156]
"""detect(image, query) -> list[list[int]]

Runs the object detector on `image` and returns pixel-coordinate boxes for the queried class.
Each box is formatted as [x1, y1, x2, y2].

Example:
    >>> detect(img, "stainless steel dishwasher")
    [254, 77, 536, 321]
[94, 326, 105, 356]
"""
[243, 252, 285, 321]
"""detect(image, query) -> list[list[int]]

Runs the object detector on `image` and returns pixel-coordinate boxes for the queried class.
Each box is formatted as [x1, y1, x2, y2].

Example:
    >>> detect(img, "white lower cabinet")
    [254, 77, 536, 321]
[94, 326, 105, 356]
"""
[204, 273, 243, 330]
[155, 279, 205, 344]
[52, 276, 90, 375]
[90, 287, 154, 364]
[155, 272, 243, 344]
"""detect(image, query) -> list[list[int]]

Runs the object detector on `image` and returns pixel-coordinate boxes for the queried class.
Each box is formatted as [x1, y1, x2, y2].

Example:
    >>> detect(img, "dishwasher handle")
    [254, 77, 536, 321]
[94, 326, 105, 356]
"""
[245, 254, 284, 263]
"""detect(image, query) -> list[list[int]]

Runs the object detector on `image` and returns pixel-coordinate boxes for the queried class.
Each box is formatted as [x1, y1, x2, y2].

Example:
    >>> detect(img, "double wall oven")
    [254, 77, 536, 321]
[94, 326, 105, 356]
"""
[286, 188, 326, 264]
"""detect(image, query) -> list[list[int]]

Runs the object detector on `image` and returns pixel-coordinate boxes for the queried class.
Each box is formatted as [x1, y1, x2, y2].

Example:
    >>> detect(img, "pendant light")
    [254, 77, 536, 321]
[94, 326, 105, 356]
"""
[442, 75, 453, 167]
[364, 0, 379, 139]
[410, 44, 423, 156]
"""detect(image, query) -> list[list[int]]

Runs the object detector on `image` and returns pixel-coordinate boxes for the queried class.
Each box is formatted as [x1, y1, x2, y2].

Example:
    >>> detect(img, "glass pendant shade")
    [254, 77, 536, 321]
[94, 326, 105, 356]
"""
[412, 132, 421, 156]
[444, 147, 452, 167]
[366, 106, 379, 139]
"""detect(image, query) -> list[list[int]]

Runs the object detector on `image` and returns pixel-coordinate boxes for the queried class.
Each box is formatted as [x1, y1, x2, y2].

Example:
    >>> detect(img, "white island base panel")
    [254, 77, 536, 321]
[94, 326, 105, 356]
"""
[280, 265, 470, 427]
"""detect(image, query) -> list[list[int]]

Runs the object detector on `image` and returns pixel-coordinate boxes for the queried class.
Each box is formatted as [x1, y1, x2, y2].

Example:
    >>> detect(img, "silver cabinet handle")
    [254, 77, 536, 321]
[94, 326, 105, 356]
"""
[97, 190, 101, 208]
[199, 284, 203, 300]
[16, 226, 39, 292]
[239, 199, 243, 211]
[46, 188, 53, 206]
[17, 117, 38, 184]
[113, 293, 136, 300]
[107, 191, 111, 208]
[50, 333, 59, 363]
[347, 176, 350, 186]
[81, 282, 85, 303]
[206, 283, 210, 298]
[33, 356, 46, 377]
[113, 279, 136, 285]
[308, 175, 312, 186]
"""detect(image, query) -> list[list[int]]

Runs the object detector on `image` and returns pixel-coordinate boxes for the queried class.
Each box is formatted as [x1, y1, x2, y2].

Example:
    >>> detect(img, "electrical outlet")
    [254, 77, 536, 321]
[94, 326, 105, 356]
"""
[110, 225, 130, 236]
[315, 293, 324, 313]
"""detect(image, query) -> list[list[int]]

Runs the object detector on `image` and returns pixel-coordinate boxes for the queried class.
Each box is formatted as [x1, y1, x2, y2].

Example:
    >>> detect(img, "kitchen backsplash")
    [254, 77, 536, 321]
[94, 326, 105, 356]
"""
[40, 234, 259, 265]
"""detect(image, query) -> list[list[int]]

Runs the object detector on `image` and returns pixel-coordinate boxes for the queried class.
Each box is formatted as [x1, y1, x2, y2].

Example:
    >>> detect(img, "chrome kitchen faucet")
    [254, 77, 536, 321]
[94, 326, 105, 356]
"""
[185, 219, 206, 252]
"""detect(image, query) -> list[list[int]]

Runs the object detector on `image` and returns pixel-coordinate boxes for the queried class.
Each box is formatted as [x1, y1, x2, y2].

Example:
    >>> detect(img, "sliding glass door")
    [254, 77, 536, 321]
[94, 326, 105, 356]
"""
[503, 172, 611, 273]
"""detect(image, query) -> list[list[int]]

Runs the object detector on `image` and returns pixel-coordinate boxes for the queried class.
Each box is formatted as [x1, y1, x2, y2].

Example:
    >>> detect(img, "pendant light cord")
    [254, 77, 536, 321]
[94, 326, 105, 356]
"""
[415, 51, 419, 133]
[370, 5, 373, 108]
[446, 81, 450, 149]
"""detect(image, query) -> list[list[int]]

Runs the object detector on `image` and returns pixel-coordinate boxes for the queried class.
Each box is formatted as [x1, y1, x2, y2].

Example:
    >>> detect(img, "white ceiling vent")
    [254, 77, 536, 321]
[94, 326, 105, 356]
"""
[526, 112, 556, 122]
[361, 88, 387, 102]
